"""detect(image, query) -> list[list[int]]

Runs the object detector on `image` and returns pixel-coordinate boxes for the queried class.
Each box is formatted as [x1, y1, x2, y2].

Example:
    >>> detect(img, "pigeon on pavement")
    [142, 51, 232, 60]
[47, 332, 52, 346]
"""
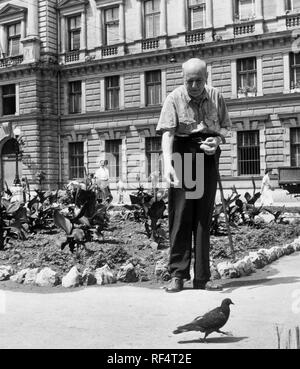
[173, 298, 234, 342]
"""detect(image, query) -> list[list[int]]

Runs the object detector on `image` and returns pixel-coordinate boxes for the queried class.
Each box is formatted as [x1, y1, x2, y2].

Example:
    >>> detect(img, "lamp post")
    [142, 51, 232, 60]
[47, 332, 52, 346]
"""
[13, 127, 21, 185]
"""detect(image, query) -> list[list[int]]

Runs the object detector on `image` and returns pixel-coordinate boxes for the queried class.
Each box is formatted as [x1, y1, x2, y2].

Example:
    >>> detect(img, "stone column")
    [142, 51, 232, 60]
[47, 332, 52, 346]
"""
[181, 0, 186, 32]
[27, 0, 39, 37]
[81, 11, 87, 50]
[119, 2, 125, 43]
[98, 8, 103, 47]
[61, 16, 66, 53]
[228, 0, 234, 23]
[0, 25, 7, 56]
[255, 0, 263, 18]
[22, 0, 40, 62]
[137, 0, 143, 39]
[160, 0, 167, 36]
[277, 0, 286, 15]
[283, 53, 291, 94]
[256, 56, 263, 96]
[206, 0, 213, 28]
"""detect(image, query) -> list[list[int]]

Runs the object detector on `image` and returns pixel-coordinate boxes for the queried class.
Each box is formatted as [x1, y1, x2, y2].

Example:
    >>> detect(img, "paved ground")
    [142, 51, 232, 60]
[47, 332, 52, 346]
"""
[1, 253, 300, 349]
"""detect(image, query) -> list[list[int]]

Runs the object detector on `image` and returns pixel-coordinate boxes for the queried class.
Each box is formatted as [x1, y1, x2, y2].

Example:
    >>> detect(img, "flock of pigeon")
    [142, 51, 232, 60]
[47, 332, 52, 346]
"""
[173, 299, 234, 342]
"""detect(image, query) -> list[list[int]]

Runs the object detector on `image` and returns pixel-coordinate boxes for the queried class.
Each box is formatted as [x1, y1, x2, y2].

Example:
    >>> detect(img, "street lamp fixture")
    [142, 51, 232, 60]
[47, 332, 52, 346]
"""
[13, 127, 21, 185]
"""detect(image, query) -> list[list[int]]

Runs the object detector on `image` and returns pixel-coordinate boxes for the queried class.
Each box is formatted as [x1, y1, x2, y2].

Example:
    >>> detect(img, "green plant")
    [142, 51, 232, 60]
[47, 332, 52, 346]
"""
[0, 198, 28, 250]
[129, 184, 167, 245]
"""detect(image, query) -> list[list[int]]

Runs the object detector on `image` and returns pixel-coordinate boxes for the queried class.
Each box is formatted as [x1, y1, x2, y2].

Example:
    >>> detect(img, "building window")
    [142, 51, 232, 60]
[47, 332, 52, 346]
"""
[69, 81, 82, 114]
[7, 23, 21, 56]
[104, 7, 119, 45]
[69, 142, 84, 179]
[188, 0, 206, 30]
[237, 57, 257, 98]
[145, 137, 162, 178]
[237, 131, 260, 176]
[144, 0, 160, 38]
[290, 53, 300, 91]
[236, 0, 256, 21]
[287, 0, 300, 12]
[2, 84, 16, 115]
[146, 70, 161, 106]
[68, 15, 81, 51]
[105, 139, 122, 179]
[291, 128, 300, 167]
[105, 76, 120, 110]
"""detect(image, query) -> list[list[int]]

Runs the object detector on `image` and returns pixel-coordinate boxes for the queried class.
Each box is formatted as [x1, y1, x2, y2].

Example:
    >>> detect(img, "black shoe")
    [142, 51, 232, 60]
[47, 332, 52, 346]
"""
[165, 277, 184, 293]
[193, 280, 223, 291]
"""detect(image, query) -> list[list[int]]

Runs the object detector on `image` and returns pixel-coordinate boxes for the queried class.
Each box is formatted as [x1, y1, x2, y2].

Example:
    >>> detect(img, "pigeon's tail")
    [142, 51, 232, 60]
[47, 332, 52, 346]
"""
[173, 322, 199, 335]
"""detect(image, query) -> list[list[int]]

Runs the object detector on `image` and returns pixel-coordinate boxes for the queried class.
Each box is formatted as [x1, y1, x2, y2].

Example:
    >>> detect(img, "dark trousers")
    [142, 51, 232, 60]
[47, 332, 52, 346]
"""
[168, 135, 220, 284]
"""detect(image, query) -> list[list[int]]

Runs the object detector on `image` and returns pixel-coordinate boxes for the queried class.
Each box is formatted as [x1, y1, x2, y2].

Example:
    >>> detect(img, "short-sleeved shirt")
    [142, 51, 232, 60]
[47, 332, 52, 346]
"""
[95, 167, 109, 189]
[156, 85, 231, 139]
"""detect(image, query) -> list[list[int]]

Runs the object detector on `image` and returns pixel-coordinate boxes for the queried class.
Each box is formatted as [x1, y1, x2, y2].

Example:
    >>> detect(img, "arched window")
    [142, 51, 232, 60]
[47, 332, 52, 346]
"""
[1, 138, 18, 156]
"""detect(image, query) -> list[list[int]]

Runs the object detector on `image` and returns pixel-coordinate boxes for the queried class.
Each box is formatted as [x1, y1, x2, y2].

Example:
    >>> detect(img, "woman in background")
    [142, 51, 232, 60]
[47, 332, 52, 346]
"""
[260, 168, 274, 206]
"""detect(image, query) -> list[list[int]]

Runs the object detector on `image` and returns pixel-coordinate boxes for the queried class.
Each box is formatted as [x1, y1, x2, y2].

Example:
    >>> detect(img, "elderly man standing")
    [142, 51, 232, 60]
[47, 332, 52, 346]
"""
[156, 58, 231, 293]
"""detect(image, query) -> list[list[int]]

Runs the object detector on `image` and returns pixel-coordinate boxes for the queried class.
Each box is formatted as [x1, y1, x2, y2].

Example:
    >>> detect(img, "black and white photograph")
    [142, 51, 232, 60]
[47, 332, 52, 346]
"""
[0, 0, 300, 354]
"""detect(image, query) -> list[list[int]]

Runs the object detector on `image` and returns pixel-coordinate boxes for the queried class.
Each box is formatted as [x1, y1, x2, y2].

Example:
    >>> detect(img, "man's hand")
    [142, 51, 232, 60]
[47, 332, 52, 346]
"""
[200, 137, 221, 156]
[164, 164, 180, 187]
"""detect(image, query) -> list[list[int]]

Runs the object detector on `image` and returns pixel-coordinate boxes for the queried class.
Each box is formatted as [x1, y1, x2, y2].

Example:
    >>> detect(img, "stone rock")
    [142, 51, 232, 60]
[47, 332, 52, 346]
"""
[0, 265, 14, 281]
[270, 246, 285, 259]
[233, 257, 255, 277]
[256, 249, 270, 266]
[24, 268, 39, 285]
[150, 241, 159, 250]
[249, 252, 267, 269]
[291, 239, 300, 252]
[283, 244, 295, 256]
[95, 265, 116, 285]
[256, 213, 275, 224]
[155, 260, 170, 281]
[136, 266, 150, 282]
[10, 268, 30, 284]
[210, 264, 221, 280]
[265, 248, 279, 263]
[82, 268, 97, 286]
[117, 263, 139, 283]
[36, 267, 60, 287]
[62, 266, 82, 288]
[241, 256, 256, 274]
[217, 262, 240, 279]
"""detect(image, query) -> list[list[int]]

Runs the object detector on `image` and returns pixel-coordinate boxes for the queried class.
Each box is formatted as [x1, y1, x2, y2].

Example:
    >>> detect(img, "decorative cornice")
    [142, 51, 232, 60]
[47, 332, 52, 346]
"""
[0, 3, 27, 23]
[95, 0, 124, 9]
[230, 115, 270, 123]
[57, 0, 88, 10]
[58, 30, 294, 77]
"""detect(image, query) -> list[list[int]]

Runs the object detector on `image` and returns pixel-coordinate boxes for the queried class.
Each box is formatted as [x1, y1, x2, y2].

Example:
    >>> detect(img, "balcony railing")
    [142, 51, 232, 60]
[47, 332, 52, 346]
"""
[286, 14, 300, 28]
[65, 50, 80, 63]
[102, 45, 119, 57]
[0, 55, 23, 68]
[185, 31, 205, 44]
[233, 22, 255, 36]
[142, 38, 160, 50]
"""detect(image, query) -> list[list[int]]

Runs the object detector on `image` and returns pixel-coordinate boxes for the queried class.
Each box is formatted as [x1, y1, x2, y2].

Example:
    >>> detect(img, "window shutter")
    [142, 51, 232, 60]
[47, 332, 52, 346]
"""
[11, 38, 20, 56]
[191, 6, 205, 29]
[239, 0, 255, 20]
[107, 23, 119, 44]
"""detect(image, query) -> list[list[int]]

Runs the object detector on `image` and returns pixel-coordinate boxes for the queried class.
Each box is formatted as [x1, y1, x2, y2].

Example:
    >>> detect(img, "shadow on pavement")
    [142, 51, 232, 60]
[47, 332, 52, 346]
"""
[221, 276, 300, 293]
[178, 336, 248, 345]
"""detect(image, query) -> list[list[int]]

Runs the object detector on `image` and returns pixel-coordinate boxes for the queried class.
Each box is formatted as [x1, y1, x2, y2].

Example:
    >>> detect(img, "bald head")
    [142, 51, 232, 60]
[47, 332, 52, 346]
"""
[182, 58, 207, 76]
[182, 58, 208, 98]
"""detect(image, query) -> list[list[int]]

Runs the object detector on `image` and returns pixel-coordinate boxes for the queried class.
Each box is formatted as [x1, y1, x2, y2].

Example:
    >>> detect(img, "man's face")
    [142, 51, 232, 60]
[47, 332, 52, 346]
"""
[184, 69, 207, 98]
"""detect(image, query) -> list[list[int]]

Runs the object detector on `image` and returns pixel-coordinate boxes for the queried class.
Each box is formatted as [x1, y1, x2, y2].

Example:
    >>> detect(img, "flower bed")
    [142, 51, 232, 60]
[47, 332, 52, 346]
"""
[1, 216, 300, 289]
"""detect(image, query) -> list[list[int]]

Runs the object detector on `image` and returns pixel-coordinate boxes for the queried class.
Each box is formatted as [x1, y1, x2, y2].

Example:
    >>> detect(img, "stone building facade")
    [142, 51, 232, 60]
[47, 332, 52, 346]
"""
[0, 0, 299, 193]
